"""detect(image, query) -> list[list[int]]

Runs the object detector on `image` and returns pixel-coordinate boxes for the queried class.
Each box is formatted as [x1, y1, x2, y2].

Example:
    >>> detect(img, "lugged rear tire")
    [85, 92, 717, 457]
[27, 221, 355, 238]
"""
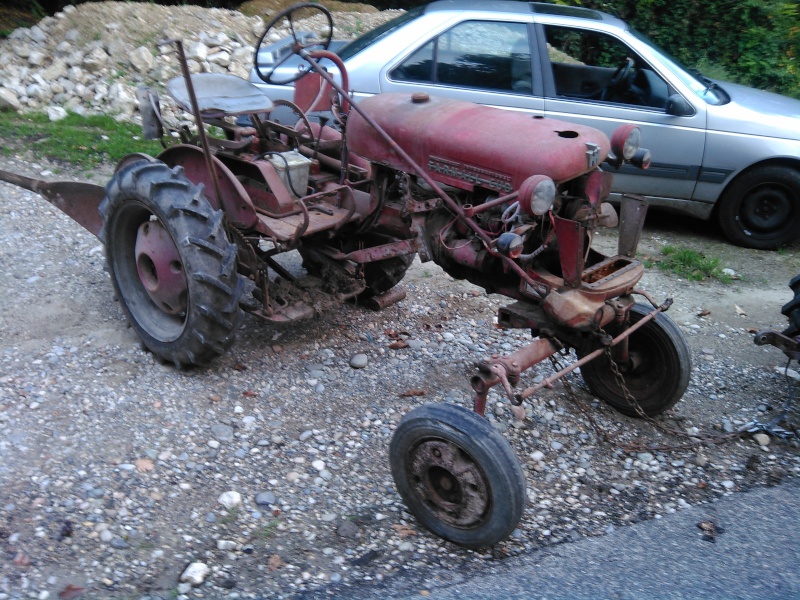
[99, 160, 244, 368]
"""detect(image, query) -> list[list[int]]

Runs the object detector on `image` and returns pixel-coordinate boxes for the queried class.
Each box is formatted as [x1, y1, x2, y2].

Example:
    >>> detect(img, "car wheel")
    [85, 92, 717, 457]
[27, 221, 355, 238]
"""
[718, 165, 800, 249]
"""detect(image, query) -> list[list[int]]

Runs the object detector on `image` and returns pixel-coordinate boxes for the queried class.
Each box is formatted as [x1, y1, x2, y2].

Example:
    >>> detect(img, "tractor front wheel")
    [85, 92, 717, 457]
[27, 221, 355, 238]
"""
[580, 303, 691, 417]
[390, 403, 526, 549]
[100, 160, 245, 368]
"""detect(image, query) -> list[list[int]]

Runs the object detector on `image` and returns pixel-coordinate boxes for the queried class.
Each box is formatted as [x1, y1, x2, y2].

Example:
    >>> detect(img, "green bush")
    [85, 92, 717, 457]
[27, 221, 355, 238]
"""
[567, 0, 800, 99]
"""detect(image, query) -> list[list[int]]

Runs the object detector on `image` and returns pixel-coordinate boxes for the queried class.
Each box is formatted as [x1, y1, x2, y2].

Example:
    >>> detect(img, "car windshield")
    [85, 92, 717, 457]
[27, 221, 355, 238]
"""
[629, 28, 727, 105]
[337, 6, 425, 62]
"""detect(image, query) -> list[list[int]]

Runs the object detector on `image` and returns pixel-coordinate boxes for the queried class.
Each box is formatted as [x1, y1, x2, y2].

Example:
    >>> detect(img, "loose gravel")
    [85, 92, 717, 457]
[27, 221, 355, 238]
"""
[1, 153, 799, 599]
[2, 3, 800, 595]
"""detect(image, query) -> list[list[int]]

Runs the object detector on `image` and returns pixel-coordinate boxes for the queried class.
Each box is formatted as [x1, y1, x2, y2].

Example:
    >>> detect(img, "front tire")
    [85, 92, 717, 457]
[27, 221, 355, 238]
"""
[100, 160, 244, 368]
[718, 166, 800, 249]
[580, 303, 691, 417]
[390, 403, 526, 549]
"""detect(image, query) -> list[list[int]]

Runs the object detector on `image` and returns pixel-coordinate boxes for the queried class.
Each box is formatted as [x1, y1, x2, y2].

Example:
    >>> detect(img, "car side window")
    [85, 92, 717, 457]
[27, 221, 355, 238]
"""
[391, 21, 532, 94]
[543, 25, 670, 109]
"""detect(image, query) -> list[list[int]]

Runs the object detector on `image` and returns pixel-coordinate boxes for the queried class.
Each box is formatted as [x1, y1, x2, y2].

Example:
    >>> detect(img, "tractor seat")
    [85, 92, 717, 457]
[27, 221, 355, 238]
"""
[167, 73, 274, 118]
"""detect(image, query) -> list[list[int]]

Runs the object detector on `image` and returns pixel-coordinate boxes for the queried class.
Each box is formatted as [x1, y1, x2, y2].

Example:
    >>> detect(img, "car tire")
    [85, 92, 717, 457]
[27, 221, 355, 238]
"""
[718, 165, 800, 250]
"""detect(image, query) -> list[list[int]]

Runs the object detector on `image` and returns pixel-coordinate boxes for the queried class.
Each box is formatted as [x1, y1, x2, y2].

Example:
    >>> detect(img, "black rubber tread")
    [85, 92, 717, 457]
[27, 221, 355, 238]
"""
[389, 402, 526, 549]
[100, 160, 244, 367]
[580, 303, 691, 417]
[782, 272, 800, 336]
[717, 165, 800, 250]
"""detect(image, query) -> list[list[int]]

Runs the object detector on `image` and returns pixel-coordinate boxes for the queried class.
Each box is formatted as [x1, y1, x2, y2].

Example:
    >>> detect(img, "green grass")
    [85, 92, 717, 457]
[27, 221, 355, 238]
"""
[653, 245, 732, 283]
[254, 518, 281, 540]
[0, 111, 161, 172]
[219, 507, 240, 525]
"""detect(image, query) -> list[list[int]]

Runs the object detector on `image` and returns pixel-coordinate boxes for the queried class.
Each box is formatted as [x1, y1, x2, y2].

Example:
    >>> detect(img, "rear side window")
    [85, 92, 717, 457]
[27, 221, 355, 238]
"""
[390, 21, 532, 94]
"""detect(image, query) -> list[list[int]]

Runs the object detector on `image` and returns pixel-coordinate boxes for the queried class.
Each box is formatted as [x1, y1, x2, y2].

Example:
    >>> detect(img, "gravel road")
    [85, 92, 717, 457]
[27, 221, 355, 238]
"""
[1, 152, 799, 600]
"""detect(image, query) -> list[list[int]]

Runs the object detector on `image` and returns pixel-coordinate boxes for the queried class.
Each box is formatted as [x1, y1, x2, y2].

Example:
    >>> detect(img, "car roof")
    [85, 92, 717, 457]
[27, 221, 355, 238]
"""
[422, 0, 625, 27]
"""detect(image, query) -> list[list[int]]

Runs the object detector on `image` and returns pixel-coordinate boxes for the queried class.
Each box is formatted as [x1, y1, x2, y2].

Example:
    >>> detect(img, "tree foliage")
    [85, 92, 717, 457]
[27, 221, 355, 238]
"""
[571, 0, 800, 99]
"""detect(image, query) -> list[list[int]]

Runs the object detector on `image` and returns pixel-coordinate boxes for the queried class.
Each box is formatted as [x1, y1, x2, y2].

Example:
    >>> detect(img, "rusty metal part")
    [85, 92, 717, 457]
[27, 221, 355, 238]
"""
[134, 219, 188, 315]
[347, 93, 611, 191]
[471, 338, 560, 415]
[462, 192, 519, 218]
[407, 439, 489, 528]
[162, 39, 225, 210]
[343, 239, 419, 264]
[472, 300, 672, 415]
[0, 168, 105, 237]
[365, 286, 407, 311]
[517, 300, 670, 403]
[301, 50, 551, 298]
[272, 98, 316, 149]
[553, 215, 585, 288]
[617, 194, 648, 257]
[158, 145, 259, 229]
[754, 330, 800, 359]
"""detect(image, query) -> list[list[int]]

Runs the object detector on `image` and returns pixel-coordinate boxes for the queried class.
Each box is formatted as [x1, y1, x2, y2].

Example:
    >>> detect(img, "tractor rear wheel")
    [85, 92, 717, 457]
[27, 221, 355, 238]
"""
[100, 160, 245, 368]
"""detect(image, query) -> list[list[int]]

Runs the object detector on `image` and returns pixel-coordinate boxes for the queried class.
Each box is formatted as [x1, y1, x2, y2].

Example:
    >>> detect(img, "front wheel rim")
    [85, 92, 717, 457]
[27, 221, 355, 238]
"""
[408, 439, 490, 529]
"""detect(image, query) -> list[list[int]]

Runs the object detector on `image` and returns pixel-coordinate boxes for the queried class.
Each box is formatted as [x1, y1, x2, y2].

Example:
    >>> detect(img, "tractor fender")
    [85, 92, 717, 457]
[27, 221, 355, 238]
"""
[156, 144, 258, 229]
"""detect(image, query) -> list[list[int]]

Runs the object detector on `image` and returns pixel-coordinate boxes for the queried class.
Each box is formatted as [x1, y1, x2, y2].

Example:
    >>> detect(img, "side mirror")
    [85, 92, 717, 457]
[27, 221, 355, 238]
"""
[665, 94, 693, 116]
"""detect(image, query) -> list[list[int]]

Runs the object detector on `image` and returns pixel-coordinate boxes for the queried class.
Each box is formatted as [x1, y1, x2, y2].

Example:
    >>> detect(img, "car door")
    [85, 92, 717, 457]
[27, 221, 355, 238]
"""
[379, 18, 545, 115]
[537, 22, 707, 206]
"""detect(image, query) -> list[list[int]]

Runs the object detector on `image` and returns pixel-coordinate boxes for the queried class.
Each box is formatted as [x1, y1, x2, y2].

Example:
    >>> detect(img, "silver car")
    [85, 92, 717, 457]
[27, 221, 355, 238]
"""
[251, 0, 800, 249]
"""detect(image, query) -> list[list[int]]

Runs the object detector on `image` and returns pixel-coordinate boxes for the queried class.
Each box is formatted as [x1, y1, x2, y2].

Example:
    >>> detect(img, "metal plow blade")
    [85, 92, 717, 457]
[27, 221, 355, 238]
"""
[0, 168, 106, 237]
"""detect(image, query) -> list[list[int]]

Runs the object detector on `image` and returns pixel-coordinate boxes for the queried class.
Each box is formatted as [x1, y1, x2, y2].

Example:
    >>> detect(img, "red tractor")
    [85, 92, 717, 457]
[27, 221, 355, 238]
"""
[0, 4, 690, 549]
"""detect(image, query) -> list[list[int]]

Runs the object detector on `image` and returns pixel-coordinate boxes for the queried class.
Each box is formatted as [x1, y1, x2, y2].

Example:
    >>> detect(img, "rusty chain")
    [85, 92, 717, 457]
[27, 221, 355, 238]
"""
[540, 330, 796, 453]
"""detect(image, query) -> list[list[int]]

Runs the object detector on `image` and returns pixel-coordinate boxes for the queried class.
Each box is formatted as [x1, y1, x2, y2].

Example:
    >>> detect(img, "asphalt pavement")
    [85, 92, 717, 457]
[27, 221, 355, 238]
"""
[341, 478, 800, 600]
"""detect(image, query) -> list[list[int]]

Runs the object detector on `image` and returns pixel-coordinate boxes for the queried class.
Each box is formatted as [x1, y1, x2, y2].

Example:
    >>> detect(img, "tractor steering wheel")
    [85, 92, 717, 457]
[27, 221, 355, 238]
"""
[601, 57, 635, 101]
[253, 3, 333, 85]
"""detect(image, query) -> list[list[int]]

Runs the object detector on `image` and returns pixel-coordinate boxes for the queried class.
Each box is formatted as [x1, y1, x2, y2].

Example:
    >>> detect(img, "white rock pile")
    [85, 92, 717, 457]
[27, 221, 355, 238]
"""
[0, 2, 266, 123]
[0, 1, 398, 127]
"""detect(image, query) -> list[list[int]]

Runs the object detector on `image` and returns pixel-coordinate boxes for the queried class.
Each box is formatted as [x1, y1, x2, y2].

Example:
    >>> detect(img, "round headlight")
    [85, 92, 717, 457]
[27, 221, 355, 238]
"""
[519, 175, 556, 216]
[610, 124, 641, 161]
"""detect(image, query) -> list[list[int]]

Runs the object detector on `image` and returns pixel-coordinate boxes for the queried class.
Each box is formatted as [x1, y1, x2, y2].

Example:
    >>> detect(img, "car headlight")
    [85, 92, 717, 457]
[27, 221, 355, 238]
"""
[610, 124, 641, 161]
[519, 175, 556, 216]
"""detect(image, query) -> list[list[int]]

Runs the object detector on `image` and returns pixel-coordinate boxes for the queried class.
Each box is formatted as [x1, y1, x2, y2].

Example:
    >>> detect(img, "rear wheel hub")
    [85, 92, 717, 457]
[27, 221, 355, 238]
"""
[134, 220, 188, 315]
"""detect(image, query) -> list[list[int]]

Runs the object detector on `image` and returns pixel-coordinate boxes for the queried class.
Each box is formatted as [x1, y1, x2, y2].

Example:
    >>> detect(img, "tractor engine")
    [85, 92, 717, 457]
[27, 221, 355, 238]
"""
[347, 93, 627, 300]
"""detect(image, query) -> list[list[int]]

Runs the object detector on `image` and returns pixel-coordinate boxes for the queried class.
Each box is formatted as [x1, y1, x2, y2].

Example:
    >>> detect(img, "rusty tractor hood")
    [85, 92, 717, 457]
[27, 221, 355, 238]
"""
[347, 93, 610, 193]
